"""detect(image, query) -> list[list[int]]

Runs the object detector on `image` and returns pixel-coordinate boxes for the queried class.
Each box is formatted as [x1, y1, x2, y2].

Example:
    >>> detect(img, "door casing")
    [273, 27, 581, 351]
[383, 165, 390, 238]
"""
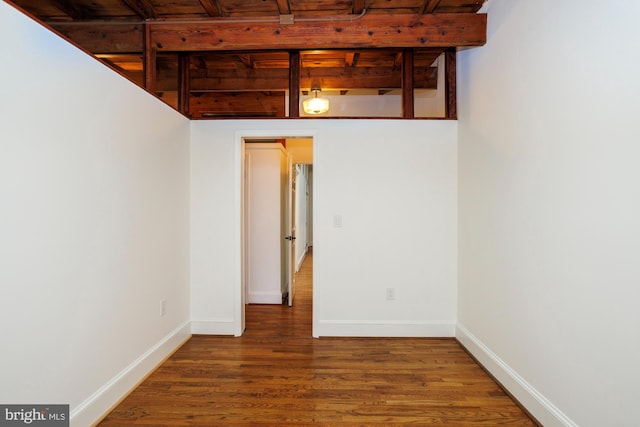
[235, 129, 318, 337]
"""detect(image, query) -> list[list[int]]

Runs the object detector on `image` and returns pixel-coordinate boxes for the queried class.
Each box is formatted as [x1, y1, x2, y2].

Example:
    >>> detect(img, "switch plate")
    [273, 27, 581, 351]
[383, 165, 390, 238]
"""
[333, 214, 342, 228]
[160, 300, 166, 317]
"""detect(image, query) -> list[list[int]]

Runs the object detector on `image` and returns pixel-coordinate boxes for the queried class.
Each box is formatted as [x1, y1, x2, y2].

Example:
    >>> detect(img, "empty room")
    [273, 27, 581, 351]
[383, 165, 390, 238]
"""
[1, 0, 639, 426]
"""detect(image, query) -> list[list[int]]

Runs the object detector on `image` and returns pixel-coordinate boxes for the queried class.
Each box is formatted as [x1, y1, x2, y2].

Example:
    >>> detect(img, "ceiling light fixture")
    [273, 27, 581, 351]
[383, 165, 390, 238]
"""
[302, 89, 330, 115]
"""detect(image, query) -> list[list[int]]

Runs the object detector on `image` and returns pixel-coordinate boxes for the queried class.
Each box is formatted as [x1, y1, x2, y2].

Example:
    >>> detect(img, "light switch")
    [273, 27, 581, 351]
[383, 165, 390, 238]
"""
[333, 214, 342, 228]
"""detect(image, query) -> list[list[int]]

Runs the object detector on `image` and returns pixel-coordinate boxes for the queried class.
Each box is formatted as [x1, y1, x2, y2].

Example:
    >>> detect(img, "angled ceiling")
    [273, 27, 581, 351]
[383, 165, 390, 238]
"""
[6, 0, 487, 118]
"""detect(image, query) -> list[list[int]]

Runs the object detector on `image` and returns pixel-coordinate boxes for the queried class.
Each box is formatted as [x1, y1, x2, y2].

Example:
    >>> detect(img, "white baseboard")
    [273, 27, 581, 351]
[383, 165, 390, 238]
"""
[316, 320, 455, 337]
[456, 324, 578, 427]
[296, 250, 306, 272]
[190, 318, 238, 335]
[71, 321, 191, 427]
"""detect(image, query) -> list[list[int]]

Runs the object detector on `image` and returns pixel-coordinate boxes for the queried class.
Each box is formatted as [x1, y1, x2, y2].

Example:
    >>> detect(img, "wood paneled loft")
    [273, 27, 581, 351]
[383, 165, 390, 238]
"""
[6, 0, 487, 119]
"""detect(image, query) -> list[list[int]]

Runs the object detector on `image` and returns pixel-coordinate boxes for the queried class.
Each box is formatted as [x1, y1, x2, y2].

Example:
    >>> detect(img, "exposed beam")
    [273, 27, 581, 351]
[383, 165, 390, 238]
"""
[402, 50, 414, 118]
[352, 0, 366, 15]
[53, 14, 485, 53]
[51, 0, 94, 20]
[301, 66, 436, 91]
[183, 69, 290, 91]
[190, 92, 286, 119]
[344, 52, 357, 67]
[120, 0, 157, 19]
[393, 52, 402, 70]
[276, 0, 291, 14]
[238, 54, 254, 69]
[445, 49, 457, 119]
[52, 23, 144, 53]
[149, 13, 487, 51]
[167, 66, 438, 92]
[143, 24, 156, 92]
[178, 54, 190, 116]
[193, 55, 207, 70]
[198, 0, 224, 17]
[289, 51, 300, 118]
[421, 0, 443, 14]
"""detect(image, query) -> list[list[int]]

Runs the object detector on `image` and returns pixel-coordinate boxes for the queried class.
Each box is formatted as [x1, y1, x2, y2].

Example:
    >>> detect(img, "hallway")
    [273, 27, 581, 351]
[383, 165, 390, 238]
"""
[99, 251, 536, 426]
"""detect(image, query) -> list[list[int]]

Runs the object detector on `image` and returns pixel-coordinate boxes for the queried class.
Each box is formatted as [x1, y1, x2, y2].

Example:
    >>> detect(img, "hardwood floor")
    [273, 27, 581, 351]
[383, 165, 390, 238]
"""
[99, 251, 537, 426]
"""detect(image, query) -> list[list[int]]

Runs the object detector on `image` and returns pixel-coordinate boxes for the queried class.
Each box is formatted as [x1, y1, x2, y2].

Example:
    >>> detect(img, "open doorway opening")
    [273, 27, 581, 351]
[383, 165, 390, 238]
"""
[290, 162, 313, 300]
[240, 135, 314, 334]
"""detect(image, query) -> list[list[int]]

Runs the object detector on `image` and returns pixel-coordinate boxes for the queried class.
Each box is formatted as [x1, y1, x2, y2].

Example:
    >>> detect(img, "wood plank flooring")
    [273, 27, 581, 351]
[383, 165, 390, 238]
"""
[99, 251, 537, 426]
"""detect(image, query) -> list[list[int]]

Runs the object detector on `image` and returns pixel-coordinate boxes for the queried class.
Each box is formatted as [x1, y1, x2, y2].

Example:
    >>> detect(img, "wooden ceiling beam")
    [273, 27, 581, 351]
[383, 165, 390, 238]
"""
[289, 51, 300, 118]
[393, 52, 402, 70]
[352, 0, 366, 15]
[344, 52, 357, 67]
[190, 92, 286, 119]
[402, 49, 414, 118]
[178, 53, 190, 116]
[51, 0, 95, 20]
[52, 14, 485, 53]
[53, 23, 144, 53]
[143, 23, 156, 92]
[156, 66, 437, 92]
[149, 13, 487, 51]
[445, 49, 457, 119]
[276, 0, 291, 15]
[421, 0, 443, 14]
[198, 0, 224, 17]
[238, 54, 254, 68]
[120, 0, 157, 19]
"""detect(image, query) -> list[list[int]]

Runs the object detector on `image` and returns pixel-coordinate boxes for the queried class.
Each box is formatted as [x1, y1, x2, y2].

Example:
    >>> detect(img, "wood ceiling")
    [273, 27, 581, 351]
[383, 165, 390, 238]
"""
[6, 0, 487, 119]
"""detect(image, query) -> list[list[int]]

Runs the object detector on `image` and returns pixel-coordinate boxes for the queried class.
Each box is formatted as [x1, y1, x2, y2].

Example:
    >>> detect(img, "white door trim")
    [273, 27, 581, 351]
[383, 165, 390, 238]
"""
[234, 129, 319, 337]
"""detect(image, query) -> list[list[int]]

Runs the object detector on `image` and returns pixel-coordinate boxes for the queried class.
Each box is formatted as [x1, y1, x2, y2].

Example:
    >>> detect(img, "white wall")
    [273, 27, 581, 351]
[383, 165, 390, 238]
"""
[457, 1, 640, 426]
[190, 120, 457, 337]
[0, 4, 191, 426]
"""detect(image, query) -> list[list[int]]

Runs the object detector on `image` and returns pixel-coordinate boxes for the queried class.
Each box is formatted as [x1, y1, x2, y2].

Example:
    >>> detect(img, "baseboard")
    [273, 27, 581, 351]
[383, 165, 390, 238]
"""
[70, 321, 191, 427]
[456, 324, 578, 427]
[296, 250, 307, 272]
[190, 318, 238, 335]
[316, 320, 455, 337]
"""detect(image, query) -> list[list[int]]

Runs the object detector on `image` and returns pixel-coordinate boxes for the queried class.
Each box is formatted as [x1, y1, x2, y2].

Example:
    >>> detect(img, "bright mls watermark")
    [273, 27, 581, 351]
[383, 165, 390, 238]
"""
[0, 405, 68, 426]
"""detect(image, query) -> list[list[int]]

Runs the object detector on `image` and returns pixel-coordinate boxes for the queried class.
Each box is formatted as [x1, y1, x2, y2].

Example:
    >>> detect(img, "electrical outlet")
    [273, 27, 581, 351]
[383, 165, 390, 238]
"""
[160, 300, 166, 317]
[386, 288, 396, 300]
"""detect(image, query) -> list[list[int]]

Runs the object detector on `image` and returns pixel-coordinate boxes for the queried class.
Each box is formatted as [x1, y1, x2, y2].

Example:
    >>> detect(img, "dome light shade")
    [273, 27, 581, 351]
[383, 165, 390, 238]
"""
[303, 90, 329, 115]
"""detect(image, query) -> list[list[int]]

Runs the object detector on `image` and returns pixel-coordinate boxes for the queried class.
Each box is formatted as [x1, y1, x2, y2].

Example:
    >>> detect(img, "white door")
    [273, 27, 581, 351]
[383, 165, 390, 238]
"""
[285, 157, 297, 306]
[246, 143, 288, 304]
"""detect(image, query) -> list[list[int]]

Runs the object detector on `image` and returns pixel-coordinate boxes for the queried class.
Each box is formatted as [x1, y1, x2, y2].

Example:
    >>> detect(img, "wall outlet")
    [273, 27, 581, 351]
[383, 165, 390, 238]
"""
[386, 288, 396, 300]
[160, 299, 166, 317]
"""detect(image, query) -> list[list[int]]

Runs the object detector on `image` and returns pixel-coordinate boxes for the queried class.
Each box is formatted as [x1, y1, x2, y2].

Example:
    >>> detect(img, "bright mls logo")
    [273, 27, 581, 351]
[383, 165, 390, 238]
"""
[0, 405, 68, 426]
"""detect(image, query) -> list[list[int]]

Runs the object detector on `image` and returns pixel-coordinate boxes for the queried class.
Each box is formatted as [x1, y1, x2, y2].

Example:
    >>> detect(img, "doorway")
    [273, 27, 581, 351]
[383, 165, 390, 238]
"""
[238, 132, 316, 336]
[287, 162, 313, 305]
